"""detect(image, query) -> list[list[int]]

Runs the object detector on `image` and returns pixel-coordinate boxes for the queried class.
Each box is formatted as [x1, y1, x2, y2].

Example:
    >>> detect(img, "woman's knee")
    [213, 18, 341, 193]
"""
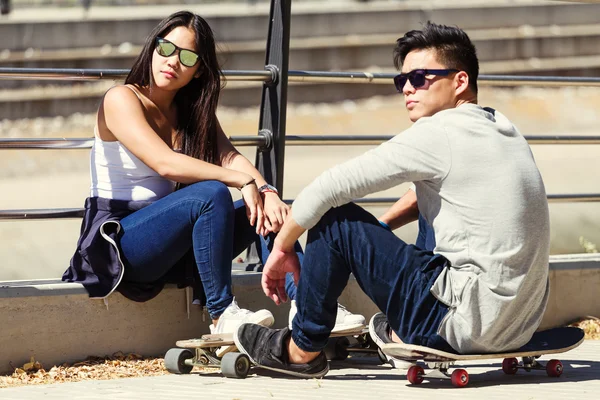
[179, 181, 234, 217]
[185, 181, 232, 203]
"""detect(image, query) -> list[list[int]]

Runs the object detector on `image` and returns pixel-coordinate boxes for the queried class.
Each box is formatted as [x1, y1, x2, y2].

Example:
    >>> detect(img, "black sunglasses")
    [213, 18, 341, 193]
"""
[155, 37, 200, 68]
[393, 69, 459, 92]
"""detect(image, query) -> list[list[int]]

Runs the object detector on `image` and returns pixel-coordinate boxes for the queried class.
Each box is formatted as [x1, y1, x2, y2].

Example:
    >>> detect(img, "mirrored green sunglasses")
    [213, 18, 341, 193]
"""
[155, 37, 200, 68]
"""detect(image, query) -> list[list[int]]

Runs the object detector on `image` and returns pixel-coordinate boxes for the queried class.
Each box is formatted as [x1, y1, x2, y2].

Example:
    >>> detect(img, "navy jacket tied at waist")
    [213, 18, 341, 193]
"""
[62, 197, 203, 303]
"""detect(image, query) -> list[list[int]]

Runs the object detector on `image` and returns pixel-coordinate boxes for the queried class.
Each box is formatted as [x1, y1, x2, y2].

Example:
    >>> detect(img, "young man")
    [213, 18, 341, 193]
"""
[233, 22, 551, 378]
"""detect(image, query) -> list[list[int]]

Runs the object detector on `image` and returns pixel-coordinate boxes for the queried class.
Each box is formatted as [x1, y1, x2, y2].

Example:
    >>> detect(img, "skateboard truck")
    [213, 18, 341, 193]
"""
[164, 335, 253, 379]
[502, 356, 563, 377]
[407, 363, 469, 388]
[406, 356, 564, 388]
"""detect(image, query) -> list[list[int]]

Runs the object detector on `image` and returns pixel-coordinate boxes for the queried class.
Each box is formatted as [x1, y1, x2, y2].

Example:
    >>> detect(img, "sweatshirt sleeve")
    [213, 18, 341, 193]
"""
[292, 118, 451, 229]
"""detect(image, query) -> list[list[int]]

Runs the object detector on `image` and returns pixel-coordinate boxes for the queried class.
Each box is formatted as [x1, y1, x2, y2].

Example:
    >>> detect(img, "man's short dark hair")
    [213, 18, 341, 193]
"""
[394, 21, 479, 94]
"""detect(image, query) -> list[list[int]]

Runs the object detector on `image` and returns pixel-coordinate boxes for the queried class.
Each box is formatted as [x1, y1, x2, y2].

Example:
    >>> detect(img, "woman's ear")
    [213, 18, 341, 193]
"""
[194, 69, 203, 79]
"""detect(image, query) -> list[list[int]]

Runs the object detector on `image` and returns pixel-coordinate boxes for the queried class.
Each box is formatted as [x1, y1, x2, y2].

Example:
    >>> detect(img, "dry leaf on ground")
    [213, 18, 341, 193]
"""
[569, 316, 600, 340]
[0, 352, 168, 389]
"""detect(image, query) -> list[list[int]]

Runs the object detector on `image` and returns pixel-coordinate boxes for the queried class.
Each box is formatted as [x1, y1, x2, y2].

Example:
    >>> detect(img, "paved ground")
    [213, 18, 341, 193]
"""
[1, 340, 599, 399]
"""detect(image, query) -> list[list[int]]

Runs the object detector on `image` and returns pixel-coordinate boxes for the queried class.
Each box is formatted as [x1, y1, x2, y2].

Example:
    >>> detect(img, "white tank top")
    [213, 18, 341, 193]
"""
[90, 85, 176, 201]
[89, 131, 176, 201]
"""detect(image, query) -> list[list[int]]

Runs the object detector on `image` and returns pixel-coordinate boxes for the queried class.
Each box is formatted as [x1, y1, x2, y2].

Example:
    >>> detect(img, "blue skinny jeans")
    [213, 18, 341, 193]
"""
[117, 181, 300, 319]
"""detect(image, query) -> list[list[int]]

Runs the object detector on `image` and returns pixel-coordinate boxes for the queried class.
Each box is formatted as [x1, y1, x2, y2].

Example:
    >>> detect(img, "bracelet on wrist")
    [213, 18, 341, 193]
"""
[258, 183, 279, 195]
[378, 220, 392, 231]
[239, 178, 256, 190]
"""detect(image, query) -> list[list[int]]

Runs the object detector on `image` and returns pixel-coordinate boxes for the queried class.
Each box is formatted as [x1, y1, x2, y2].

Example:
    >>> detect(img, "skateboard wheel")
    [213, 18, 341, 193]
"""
[164, 348, 194, 374]
[451, 369, 469, 388]
[221, 352, 251, 379]
[502, 357, 519, 375]
[546, 359, 563, 377]
[407, 365, 424, 385]
[324, 337, 350, 361]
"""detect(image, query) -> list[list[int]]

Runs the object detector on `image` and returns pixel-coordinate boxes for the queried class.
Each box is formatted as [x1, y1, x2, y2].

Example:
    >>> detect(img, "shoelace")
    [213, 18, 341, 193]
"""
[226, 299, 253, 317]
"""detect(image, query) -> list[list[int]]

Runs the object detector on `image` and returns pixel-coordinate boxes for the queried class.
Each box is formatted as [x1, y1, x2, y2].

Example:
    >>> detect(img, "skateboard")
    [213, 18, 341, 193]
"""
[380, 326, 585, 387]
[164, 326, 380, 378]
[322, 327, 386, 362]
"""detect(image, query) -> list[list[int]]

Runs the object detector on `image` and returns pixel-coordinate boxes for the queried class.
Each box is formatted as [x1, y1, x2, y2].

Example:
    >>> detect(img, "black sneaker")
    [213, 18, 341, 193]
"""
[369, 312, 394, 347]
[369, 312, 414, 369]
[233, 323, 329, 378]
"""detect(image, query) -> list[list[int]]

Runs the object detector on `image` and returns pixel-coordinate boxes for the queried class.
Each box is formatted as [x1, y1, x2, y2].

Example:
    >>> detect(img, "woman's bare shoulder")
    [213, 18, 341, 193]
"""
[103, 84, 143, 106]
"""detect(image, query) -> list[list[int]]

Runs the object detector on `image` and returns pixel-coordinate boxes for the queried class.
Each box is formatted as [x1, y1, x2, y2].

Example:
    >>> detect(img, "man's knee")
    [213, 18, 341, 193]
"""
[316, 202, 367, 228]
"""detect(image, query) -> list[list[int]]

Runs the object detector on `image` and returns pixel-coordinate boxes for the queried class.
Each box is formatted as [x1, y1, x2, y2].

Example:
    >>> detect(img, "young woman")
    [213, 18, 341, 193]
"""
[62, 11, 288, 335]
[62, 10, 365, 337]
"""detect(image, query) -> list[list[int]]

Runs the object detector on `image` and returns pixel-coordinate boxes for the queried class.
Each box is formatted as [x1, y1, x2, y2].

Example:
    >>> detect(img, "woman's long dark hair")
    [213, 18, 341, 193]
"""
[125, 11, 222, 165]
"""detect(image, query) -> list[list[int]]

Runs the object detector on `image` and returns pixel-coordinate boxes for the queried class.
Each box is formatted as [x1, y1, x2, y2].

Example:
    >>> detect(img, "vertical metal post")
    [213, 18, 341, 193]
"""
[255, 0, 291, 193]
[245, 0, 291, 269]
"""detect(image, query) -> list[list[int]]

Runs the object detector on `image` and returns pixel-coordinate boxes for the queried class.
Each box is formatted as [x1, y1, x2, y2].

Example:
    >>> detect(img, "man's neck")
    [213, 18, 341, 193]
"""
[456, 93, 478, 108]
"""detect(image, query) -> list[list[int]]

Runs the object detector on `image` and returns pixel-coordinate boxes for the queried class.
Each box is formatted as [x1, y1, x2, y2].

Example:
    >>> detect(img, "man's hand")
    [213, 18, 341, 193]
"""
[261, 248, 301, 305]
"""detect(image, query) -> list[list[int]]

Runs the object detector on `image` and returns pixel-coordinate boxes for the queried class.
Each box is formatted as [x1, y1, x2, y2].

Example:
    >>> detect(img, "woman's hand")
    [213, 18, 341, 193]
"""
[240, 182, 265, 235]
[261, 192, 289, 234]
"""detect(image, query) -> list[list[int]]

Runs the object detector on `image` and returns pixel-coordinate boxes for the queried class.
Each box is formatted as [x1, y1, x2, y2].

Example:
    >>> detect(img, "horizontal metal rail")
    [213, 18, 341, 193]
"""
[2, 67, 600, 87]
[0, 209, 85, 220]
[0, 137, 269, 150]
[353, 194, 600, 207]
[3, 135, 600, 150]
[288, 71, 600, 87]
[0, 68, 273, 82]
[3, 194, 600, 220]
[284, 135, 600, 146]
[0, 138, 95, 149]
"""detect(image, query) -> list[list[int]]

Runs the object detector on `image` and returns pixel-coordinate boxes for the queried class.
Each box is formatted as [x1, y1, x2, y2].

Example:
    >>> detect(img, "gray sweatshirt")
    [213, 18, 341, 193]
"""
[292, 103, 550, 354]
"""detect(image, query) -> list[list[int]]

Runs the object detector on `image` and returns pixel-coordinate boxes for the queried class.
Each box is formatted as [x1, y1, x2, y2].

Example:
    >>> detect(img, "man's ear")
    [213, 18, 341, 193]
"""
[455, 71, 469, 96]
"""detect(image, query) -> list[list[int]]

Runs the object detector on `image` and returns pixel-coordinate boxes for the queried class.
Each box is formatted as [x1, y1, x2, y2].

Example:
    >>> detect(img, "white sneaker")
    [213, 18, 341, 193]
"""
[288, 300, 366, 333]
[210, 298, 274, 356]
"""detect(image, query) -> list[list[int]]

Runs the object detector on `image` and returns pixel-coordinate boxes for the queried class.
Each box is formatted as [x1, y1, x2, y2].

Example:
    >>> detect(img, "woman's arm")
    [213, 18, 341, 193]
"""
[102, 86, 253, 189]
[216, 121, 288, 234]
[216, 120, 269, 187]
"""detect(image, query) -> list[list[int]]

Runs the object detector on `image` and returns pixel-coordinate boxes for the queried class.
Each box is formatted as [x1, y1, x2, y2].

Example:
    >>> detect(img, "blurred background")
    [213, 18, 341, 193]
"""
[1, 0, 600, 280]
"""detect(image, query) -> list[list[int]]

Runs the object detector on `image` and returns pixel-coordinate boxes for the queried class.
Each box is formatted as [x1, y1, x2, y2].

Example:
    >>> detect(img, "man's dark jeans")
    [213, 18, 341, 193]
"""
[292, 203, 455, 353]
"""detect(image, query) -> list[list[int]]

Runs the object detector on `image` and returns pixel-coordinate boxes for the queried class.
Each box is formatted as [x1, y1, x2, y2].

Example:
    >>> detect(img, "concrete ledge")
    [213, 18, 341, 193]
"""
[0, 272, 291, 375]
[0, 254, 598, 375]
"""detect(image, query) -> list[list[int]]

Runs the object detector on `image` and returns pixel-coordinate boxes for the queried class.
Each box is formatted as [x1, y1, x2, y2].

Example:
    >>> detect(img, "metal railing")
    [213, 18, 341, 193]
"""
[4, 67, 600, 87]
[4, 134, 600, 151]
[2, 67, 600, 220]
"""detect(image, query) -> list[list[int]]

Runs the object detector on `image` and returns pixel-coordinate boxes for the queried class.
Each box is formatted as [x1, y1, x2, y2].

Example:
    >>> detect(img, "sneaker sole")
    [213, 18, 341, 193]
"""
[368, 314, 388, 350]
[331, 323, 366, 335]
[247, 313, 275, 328]
[368, 315, 415, 370]
[233, 328, 329, 379]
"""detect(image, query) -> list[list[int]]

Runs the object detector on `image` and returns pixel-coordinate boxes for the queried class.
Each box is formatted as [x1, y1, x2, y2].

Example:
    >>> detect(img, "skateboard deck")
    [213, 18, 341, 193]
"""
[381, 326, 585, 387]
[166, 326, 377, 378]
[175, 326, 368, 349]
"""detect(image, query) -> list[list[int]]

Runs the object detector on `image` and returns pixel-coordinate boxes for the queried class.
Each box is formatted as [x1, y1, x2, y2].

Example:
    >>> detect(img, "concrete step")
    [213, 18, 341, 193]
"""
[2, 1, 600, 51]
